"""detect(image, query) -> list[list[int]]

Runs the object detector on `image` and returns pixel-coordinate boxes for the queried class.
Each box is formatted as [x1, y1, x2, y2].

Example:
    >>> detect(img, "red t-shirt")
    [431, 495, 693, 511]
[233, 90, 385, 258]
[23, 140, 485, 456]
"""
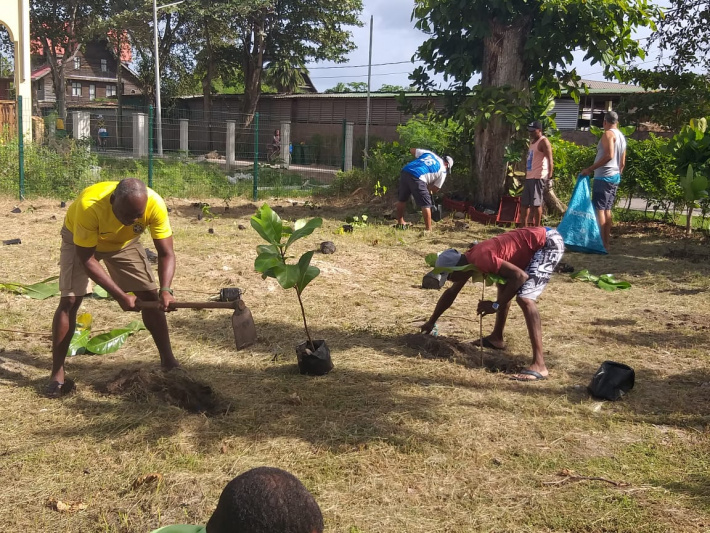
[464, 227, 547, 273]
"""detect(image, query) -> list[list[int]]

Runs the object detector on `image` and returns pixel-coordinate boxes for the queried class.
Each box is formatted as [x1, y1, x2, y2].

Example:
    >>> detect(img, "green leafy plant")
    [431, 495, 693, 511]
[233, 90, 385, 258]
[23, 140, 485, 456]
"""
[570, 270, 631, 291]
[68, 313, 146, 356]
[666, 118, 710, 235]
[251, 203, 323, 349]
[374, 180, 388, 197]
[345, 214, 368, 227]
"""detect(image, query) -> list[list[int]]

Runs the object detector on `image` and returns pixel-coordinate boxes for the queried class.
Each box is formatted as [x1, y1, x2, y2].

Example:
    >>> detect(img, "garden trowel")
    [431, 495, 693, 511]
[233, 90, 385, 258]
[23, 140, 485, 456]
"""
[136, 291, 256, 350]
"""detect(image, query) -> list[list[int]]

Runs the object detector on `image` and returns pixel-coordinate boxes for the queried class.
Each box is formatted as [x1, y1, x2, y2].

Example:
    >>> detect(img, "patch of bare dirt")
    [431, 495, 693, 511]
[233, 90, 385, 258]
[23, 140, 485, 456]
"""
[102, 368, 228, 416]
[615, 220, 709, 241]
[663, 245, 710, 264]
[400, 333, 515, 372]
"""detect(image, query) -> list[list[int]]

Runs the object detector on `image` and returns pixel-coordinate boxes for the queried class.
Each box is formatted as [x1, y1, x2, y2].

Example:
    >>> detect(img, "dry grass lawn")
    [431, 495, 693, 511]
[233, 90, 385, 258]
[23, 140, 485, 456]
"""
[0, 193, 709, 532]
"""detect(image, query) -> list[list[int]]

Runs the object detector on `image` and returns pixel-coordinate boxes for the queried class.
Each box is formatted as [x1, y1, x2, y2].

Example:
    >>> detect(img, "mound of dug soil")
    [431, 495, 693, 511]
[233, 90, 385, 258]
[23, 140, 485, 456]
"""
[401, 334, 513, 372]
[103, 368, 227, 416]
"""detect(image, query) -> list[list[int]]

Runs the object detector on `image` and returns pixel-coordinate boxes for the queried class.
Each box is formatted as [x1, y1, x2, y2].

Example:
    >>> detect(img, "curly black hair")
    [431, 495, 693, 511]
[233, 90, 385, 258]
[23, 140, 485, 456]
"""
[206, 467, 324, 533]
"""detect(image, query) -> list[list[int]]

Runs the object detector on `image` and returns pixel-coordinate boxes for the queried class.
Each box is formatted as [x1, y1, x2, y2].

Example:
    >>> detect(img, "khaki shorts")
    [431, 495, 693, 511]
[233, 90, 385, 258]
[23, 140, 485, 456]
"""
[59, 226, 156, 297]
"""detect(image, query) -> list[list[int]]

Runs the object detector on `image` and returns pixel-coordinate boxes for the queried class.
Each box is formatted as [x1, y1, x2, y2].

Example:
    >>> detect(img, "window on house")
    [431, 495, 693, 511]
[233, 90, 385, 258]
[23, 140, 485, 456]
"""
[106, 84, 117, 97]
[74, 57, 81, 70]
[89, 84, 96, 101]
[71, 82, 82, 97]
[101, 59, 107, 72]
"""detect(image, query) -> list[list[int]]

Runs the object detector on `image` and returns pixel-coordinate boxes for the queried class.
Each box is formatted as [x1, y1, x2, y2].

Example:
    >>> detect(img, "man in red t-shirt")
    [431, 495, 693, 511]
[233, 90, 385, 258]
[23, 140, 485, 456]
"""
[421, 227, 564, 381]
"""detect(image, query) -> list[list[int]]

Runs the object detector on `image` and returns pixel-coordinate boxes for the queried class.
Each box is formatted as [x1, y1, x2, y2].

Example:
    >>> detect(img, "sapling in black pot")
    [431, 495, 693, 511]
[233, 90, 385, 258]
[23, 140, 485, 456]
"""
[251, 203, 333, 375]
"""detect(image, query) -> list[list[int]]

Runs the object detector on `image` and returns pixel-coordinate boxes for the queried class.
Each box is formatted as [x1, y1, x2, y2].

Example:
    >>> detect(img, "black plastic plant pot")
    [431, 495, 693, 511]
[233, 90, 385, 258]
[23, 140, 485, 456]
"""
[295, 340, 333, 376]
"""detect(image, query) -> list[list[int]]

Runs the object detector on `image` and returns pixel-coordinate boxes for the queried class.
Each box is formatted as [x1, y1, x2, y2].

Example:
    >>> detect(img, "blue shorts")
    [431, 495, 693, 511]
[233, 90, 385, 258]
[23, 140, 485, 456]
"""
[397, 171, 433, 208]
[592, 179, 619, 211]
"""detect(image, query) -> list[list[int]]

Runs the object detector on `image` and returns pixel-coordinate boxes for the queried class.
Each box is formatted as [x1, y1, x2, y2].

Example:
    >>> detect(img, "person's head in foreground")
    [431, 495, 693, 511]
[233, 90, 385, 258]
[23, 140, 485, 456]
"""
[207, 467, 324, 533]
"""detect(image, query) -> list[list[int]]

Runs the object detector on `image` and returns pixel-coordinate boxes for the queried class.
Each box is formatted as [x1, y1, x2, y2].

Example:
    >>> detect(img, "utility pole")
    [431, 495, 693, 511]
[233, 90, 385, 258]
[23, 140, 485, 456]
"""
[364, 15, 373, 170]
[152, 0, 185, 157]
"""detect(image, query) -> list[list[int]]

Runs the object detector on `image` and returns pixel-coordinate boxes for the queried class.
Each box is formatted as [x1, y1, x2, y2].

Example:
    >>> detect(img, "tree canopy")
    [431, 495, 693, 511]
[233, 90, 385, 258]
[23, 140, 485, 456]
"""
[411, 0, 659, 206]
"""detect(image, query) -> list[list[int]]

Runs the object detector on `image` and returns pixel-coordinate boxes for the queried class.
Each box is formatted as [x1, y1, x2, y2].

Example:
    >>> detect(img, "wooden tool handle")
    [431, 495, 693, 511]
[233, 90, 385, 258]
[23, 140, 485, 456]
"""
[136, 301, 241, 310]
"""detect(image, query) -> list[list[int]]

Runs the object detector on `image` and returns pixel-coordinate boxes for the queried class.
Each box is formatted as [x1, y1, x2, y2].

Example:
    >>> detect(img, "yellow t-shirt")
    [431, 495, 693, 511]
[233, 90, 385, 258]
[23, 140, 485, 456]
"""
[64, 181, 172, 252]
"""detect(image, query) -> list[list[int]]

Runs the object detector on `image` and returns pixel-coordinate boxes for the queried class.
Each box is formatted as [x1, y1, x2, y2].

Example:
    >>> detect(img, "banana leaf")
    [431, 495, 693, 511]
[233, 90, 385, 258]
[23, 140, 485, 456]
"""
[571, 270, 631, 291]
[597, 274, 631, 291]
[86, 328, 134, 354]
[91, 285, 110, 299]
[80, 321, 146, 355]
[0, 276, 60, 300]
[425, 253, 506, 285]
[68, 329, 90, 356]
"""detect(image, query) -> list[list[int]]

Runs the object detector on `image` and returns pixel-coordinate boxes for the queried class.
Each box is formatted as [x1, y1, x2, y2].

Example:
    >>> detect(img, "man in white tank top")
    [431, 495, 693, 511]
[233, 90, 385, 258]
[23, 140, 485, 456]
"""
[520, 120, 554, 226]
[581, 111, 627, 251]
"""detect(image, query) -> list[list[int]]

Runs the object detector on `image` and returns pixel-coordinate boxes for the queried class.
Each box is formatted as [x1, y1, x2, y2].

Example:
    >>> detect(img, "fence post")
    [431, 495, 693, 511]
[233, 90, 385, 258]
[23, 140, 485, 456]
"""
[18, 95, 24, 200]
[341, 118, 346, 171]
[226, 120, 236, 171]
[179, 119, 189, 153]
[344, 122, 354, 172]
[148, 105, 154, 188]
[253, 113, 259, 202]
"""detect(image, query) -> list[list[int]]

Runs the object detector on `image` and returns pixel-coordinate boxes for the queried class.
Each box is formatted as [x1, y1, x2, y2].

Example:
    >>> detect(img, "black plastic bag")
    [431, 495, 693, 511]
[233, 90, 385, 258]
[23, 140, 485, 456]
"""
[296, 340, 333, 376]
[588, 361, 635, 401]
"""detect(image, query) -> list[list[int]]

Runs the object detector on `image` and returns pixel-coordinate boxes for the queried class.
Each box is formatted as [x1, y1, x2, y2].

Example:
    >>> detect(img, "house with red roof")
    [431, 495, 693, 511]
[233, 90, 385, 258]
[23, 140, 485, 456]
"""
[32, 38, 143, 110]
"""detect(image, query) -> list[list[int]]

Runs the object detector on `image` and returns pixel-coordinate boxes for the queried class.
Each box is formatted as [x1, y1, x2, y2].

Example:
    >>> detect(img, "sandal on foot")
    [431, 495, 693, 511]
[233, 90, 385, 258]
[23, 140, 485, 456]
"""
[510, 370, 547, 382]
[45, 378, 75, 398]
[471, 336, 506, 350]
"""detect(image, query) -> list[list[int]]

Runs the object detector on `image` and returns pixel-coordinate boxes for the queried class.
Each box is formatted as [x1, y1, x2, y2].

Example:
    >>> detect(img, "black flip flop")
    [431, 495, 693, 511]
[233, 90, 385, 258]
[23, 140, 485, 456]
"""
[510, 370, 547, 382]
[45, 377, 75, 398]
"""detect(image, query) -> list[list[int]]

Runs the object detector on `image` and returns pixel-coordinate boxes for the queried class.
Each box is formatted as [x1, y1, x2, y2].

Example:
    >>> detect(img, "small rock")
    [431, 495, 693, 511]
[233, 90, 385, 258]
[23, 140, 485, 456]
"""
[454, 211, 465, 219]
[11, 207, 21, 214]
[238, 224, 246, 230]
[287, 393, 302, 405]
[492, 457, 503, 466]
[50, 215, 57, 220]
[320, 241, 336, 254]
[573, 384, 584, 391]
[292, 202, 298, 206]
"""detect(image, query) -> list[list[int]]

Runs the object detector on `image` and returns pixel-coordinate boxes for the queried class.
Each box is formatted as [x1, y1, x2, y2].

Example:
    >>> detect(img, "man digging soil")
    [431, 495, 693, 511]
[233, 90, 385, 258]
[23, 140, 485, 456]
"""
[420, 227, 564, 381]
[47, 178, 180, 397]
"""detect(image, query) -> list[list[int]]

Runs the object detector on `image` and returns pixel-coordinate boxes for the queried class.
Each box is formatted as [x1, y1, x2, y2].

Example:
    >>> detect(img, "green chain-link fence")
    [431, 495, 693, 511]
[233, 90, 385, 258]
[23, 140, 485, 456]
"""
[1, 97, 349, 201]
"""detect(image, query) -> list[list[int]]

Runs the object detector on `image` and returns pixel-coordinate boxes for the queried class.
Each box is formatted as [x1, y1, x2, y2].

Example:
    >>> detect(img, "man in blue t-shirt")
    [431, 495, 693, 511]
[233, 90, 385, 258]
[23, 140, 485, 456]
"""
[395, 148, 453, 231]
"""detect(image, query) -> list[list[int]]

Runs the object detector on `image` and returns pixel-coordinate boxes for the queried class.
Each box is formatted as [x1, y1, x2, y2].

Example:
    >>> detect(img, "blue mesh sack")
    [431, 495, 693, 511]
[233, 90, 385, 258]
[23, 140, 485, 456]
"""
[556, 175, 607, 254]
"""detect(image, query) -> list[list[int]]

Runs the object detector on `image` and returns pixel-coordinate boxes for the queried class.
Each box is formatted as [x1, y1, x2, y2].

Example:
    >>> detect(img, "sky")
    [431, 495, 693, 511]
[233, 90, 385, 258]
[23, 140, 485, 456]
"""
[305, 0, 665, 93]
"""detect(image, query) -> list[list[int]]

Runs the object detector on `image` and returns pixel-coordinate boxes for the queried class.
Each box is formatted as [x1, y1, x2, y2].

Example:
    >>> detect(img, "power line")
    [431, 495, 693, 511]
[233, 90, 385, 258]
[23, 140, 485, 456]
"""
[306, 60, 422, 70]
[309, 71, 414, 80]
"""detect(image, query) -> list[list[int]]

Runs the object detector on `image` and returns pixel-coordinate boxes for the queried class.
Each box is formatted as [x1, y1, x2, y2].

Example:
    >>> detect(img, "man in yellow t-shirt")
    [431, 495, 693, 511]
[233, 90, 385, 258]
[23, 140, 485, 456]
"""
[47, 178, 180, 397]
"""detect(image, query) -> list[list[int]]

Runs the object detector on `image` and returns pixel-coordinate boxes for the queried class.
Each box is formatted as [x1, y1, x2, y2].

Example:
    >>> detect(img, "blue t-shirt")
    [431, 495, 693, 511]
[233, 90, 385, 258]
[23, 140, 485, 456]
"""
[402, 149, 447, 188]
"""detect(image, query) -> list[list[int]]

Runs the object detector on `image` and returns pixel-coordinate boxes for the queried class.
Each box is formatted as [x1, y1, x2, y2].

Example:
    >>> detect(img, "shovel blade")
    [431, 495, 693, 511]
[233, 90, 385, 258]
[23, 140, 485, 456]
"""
[232, 302, 257, 350]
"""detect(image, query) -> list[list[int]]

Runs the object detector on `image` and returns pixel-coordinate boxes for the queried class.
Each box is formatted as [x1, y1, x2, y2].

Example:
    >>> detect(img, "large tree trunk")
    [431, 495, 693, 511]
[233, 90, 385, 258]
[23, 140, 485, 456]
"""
[201, 28, 214, 151]
[240, 17, 266, 131]
[544, 180, 567, 216]
[474, 19, 530, 209]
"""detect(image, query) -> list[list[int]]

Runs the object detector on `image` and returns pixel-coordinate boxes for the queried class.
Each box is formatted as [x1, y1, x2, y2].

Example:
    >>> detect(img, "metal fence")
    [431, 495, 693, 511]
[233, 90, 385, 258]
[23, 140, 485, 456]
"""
[1, 96, 353, 201]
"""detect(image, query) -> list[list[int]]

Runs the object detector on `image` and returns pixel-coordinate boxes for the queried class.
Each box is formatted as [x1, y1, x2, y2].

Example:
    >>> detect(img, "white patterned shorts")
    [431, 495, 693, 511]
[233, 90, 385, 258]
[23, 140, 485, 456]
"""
[518, 229, 565, 301]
